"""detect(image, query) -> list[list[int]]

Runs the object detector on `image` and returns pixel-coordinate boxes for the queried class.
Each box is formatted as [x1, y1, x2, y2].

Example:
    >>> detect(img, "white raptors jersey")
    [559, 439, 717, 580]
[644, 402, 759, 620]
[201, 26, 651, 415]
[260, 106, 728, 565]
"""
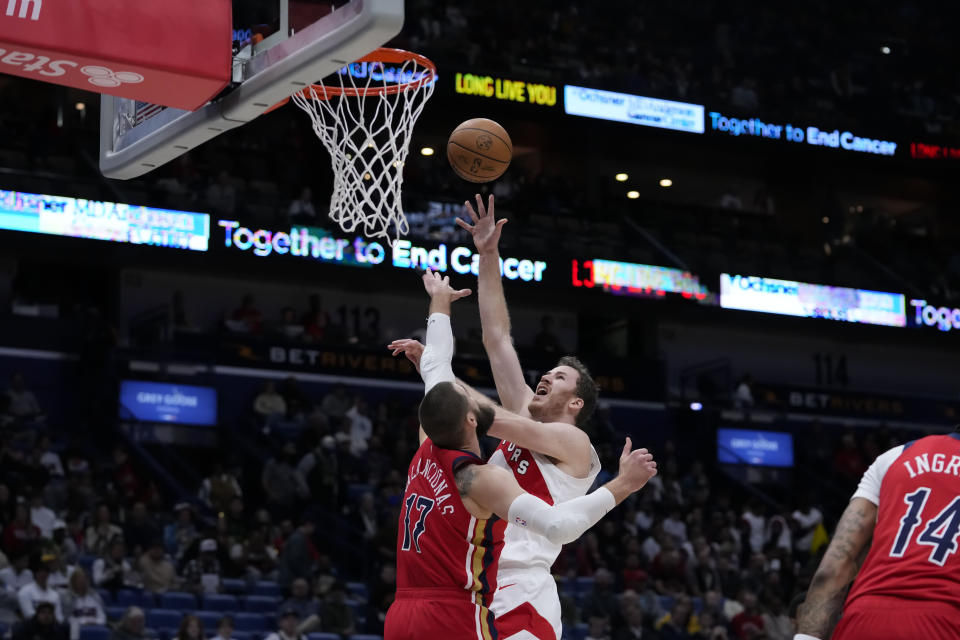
[488, 439, 601, 572]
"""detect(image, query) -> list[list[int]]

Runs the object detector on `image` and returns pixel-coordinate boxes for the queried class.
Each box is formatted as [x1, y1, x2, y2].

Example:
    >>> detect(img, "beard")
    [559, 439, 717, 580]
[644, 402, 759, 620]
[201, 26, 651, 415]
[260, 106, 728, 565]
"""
[475, 404, 496, 439]
[528, 399, 546, 421]
[528, 394, 564, 422]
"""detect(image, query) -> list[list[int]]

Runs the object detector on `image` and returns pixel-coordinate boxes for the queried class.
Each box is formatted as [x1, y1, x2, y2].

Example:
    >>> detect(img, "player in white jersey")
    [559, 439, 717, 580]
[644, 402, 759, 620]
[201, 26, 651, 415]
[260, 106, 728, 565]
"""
[391, 195, 611, 639]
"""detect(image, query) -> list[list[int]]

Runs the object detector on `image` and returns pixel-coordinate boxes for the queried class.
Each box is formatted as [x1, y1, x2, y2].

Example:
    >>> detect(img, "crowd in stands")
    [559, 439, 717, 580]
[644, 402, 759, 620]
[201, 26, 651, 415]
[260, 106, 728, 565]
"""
[403, 0, 960, 138]
[3, 40, 960, 305]
[0, 318, 939, 640]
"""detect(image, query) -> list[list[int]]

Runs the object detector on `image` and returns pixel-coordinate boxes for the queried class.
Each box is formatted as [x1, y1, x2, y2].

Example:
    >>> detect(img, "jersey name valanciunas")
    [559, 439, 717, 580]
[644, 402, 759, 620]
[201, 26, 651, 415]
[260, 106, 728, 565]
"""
[395, 439, 501, 613]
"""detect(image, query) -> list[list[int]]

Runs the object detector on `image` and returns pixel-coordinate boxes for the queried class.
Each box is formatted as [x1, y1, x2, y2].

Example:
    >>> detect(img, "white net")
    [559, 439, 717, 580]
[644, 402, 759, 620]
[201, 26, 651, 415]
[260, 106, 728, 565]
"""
[291, 54, 436, 245]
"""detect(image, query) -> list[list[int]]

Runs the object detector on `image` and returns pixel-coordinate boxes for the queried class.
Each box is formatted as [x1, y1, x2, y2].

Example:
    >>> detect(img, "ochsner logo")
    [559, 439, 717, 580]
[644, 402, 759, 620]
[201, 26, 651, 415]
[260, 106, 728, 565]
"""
[728, 274, 799, 296]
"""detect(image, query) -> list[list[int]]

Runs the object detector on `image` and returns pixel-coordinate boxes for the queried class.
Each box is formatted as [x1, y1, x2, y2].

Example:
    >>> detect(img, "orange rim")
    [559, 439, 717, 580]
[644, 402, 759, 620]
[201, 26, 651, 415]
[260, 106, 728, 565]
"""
[266, 47, 435, 112]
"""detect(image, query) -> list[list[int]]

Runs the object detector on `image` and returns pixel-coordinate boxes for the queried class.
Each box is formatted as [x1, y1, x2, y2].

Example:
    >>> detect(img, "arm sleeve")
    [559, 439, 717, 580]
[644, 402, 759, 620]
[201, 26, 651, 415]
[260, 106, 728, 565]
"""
[420, 313, 456, 392]
[507, 488, 617, 546]
[852, 444, 905, 505]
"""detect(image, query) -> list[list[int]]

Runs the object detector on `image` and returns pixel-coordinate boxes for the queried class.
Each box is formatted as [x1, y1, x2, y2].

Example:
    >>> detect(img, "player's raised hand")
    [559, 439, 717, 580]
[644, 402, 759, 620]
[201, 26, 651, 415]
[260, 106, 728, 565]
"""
[388, 338, 425, 371]
[421, 268, 472, 302]
[457, 194, 507, 254]
[617, 437, 658, 492]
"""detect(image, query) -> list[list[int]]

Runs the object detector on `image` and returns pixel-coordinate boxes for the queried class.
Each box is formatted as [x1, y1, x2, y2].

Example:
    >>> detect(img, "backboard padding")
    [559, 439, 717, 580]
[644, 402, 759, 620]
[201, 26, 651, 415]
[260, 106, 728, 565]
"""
[99, 0, 403, 179]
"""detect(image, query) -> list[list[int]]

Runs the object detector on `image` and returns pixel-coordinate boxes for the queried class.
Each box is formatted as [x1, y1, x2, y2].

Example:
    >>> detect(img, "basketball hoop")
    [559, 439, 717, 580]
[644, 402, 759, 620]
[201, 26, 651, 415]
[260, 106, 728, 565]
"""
[290, 47, 436, 244]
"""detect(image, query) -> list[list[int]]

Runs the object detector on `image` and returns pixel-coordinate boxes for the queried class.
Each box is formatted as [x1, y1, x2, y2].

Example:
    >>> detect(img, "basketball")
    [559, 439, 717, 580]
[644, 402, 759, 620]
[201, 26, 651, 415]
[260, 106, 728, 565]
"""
[446, 118, 513, 183]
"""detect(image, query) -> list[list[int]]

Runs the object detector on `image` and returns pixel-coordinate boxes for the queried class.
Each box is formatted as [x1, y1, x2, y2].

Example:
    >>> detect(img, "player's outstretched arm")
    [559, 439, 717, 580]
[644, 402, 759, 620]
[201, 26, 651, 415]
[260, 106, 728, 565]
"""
[795, 497, 877, 640]
[458, 437, 656, 545]
[408, 269, 471, 444]
[457, 194, 535, 415]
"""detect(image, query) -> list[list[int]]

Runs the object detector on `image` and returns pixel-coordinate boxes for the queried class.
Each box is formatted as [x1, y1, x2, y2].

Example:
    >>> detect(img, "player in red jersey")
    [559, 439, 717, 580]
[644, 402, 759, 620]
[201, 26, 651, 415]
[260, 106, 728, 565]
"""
[390, 197, 631, 638]
[795, 430, 960, 640]
[385, 271, 658, 640]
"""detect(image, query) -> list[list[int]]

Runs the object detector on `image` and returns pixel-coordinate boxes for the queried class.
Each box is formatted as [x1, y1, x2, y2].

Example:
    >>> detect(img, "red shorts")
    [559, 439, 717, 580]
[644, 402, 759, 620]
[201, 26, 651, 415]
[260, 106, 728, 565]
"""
[833, 597, 960, 640]
[385, 587, 498, 640]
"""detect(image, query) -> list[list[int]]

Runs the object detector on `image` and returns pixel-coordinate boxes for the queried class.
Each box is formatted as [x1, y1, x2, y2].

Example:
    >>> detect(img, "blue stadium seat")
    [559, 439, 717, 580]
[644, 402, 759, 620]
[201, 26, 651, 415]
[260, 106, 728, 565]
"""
[157, 628, 176, 640]
[344, 582, 368, 602]
[307, 634, 340, 640]
[117, 590, 156, 609]
[692, 596, 703, 613]
[344, 599, 362, 615]
[234, 613, 268, 632]
[79, 626, 111, 640]
[574, 576, 595, 593]
[659, 596, 676, 612]
[77, 554, 97, 574]
[160, 592, 199, 611]
[203, 594, 239, 612]
[251, 582, 282, 598]
[348, 635, 382, 640]
[346, 484, 373, 501]
[221, 579, 248, 595]
[105, 606, 126, 620]
[96, 588, 113, 605]
[146, 609, 183, 630]
[244, 596, 280, 613]
[0, 622, 8, 638]
[572, 623, 588, 640]
[194, 611, 223, 631]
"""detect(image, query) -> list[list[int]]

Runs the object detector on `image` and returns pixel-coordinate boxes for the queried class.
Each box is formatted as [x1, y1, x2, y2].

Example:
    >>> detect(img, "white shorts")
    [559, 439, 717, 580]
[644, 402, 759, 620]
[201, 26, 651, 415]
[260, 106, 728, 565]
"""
[491, 569, 561, 640]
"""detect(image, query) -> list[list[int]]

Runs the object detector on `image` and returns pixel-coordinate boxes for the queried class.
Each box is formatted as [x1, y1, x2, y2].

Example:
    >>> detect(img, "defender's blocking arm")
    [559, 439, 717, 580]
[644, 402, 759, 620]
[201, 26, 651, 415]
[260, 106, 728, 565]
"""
[410, 269, 471, 444]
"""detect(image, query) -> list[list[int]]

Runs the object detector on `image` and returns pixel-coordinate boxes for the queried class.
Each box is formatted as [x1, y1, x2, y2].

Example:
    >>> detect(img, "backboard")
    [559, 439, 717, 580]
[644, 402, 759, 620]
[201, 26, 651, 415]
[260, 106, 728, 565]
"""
[99, 0, 403, 180]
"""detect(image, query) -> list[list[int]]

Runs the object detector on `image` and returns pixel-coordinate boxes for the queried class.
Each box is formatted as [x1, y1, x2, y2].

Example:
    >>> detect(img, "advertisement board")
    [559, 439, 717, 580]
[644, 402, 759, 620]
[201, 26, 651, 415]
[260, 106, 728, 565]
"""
[0, 189, 209, 251]
[708, 111, 897, 156]
[564, 85, 704, 133]
[717, 428, 794, 467]
[119, 381, 218, 426]
[572, 259, 709, 300]
[720, 274, 905, 327]
[908, 299, 960, 332]
[454, 71, 558, 107]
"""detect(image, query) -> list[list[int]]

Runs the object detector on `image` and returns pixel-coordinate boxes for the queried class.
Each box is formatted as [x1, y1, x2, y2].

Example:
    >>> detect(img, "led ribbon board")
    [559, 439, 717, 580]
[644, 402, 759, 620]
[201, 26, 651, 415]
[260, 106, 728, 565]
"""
[564, 85, 704, 133]
[720, 274, 905, 327]
[217, 221, 548, 284]
[572, 259, 709, 300]
[454, 71, 558, 107]
[0, 189, 209, 251]
[709, 111, 897, 156]
[908, 299, 960, 332]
